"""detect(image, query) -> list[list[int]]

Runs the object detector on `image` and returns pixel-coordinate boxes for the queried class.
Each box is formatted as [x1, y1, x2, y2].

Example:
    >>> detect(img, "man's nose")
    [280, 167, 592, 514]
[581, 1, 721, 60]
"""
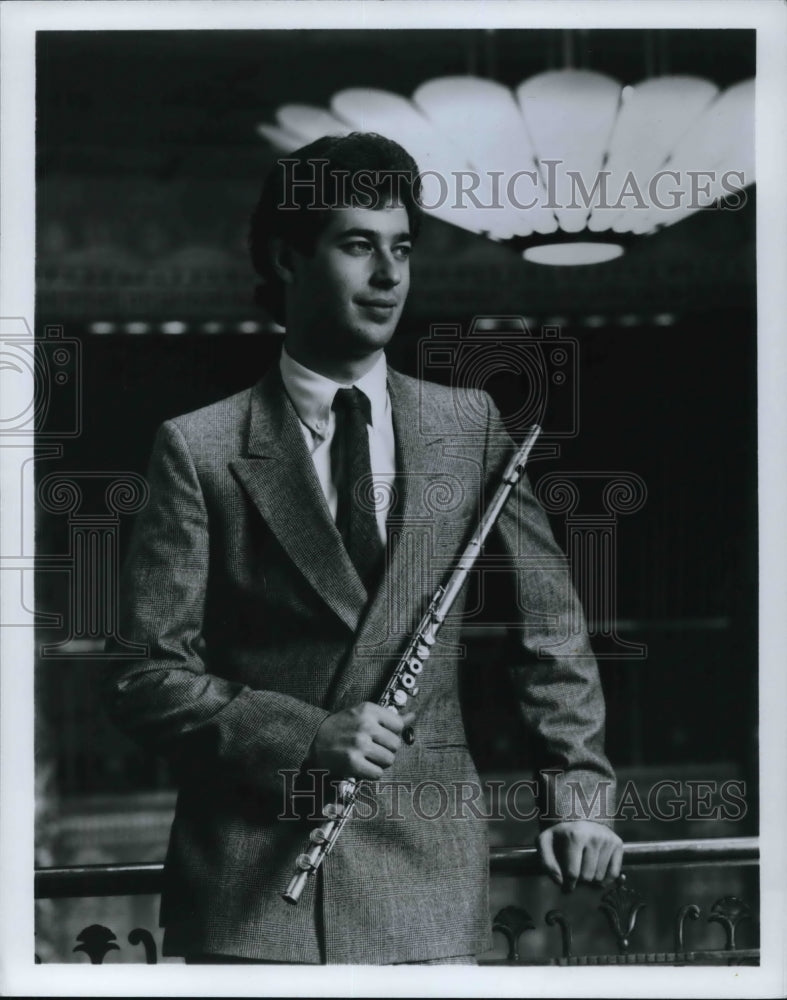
[371, 251, 402, 287]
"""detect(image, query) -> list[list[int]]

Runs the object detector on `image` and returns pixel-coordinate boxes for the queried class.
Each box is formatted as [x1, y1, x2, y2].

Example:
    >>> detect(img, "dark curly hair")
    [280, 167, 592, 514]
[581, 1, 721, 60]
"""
[249, 132, 422, 325]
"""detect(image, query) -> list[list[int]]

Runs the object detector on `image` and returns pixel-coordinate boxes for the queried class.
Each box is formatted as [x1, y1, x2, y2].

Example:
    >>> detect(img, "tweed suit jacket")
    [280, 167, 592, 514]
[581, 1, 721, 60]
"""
[105, 361, 615, 964]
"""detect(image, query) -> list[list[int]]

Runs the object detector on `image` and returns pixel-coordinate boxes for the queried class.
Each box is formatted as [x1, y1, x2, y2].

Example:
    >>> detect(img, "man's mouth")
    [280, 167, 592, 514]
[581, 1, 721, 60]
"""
[357, 299, 398, 309]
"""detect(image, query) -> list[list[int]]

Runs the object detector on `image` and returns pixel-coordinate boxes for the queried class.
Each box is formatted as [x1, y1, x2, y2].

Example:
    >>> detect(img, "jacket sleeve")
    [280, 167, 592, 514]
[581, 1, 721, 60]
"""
[481, 394, 616, 828]
[103, 419, 330, 796]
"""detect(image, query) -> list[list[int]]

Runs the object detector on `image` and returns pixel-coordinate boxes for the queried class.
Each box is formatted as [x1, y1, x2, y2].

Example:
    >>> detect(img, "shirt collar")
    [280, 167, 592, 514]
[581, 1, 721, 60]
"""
[279, 345, 388, 437]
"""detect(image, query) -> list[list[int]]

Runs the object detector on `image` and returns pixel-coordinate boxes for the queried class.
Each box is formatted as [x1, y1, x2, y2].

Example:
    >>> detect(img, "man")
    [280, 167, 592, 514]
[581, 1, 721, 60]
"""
[105, 132, 621, 965]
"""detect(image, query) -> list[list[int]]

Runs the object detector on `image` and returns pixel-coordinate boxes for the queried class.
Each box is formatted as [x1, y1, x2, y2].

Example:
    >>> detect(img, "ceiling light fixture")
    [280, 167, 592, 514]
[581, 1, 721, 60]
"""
[258, 70, 754, 266]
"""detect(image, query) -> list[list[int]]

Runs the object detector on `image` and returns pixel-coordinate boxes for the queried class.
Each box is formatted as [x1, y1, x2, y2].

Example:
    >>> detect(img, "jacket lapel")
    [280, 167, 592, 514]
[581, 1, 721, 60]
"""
[229, 366, 368, 633]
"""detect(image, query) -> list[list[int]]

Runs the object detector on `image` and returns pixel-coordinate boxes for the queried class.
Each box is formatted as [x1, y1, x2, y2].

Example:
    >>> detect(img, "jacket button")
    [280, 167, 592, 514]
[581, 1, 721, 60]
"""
[402, 726, 415, 746]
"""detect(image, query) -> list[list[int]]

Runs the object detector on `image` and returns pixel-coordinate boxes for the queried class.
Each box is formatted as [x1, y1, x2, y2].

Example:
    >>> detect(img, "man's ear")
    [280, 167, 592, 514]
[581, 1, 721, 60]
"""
[269, 238, 296, 284]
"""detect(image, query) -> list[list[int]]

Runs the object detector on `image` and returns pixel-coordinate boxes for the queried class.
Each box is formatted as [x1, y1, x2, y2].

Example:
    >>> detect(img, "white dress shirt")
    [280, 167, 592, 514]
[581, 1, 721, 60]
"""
[279, 347, 396, 543]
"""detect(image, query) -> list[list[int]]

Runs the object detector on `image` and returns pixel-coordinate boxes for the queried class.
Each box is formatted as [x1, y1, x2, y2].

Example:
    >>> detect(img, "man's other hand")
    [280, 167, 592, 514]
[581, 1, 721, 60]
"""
[309, 703, 416, 780]
[536, 820, 623, 891]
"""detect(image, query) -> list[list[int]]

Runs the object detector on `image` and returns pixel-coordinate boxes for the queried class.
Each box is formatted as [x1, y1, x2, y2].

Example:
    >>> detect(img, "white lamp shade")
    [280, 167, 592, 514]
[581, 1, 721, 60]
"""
[517, 70, 622, 233]
[414, 76, 557, 238]
[632, 78, 755, 233]
[524, 242, 625, 266]
[331, 87, 497, 236]
[258, 71, 756, 263]
[587, 76, 719, 233]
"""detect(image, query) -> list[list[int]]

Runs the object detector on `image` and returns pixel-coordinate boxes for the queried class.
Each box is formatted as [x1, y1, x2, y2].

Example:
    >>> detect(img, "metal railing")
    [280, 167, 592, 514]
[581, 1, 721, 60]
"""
[35, 836, 759, 899]
[34, 837, 760, 965]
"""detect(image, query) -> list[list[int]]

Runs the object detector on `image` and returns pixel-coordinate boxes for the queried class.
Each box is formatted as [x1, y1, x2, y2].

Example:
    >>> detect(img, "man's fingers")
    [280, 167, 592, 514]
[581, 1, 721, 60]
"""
[609, 840, 624, 880]
[370, 726, 401, 754]
[592, 840, 614, 883]
[363, 741, 396, 769]
[375, 707, 416, 733]
[562, 848, 583, 892]
[351, 756, 384, 780]
[554, 833, 583, 891]
[536, 831, 563, 886]
[538, 824, 625, 891]
[580, 842, 601, 884]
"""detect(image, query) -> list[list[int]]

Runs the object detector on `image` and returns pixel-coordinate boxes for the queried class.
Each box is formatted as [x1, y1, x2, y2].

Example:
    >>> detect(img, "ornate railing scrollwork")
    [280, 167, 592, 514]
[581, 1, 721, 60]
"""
[598, 874, 647, 952]
[34, 837, 759, 965]
[492, 905, 535, 962]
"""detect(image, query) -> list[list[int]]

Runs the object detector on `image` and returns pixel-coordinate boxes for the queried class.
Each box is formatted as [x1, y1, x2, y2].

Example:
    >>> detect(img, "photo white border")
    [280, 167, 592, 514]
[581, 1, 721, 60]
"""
[1, 1, 785, 996]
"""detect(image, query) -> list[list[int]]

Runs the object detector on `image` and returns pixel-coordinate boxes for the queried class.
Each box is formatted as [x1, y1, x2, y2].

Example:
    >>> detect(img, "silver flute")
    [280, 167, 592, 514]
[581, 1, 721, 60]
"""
[283, 424, 542, 904]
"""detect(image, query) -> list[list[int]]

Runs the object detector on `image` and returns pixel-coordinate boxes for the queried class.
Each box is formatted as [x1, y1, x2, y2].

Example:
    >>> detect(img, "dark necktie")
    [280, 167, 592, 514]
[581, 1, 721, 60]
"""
[330, 387, 384, 589]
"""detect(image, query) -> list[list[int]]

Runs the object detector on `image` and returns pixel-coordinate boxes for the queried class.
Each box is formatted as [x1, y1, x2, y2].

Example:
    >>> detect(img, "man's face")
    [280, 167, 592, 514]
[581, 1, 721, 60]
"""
[284, 203, 412, 367]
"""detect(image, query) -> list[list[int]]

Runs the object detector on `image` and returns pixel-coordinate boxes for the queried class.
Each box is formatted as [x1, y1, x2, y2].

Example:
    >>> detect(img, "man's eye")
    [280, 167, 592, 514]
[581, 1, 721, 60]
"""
[343, 241, 372, 255]
[393, 245, 412, 260]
